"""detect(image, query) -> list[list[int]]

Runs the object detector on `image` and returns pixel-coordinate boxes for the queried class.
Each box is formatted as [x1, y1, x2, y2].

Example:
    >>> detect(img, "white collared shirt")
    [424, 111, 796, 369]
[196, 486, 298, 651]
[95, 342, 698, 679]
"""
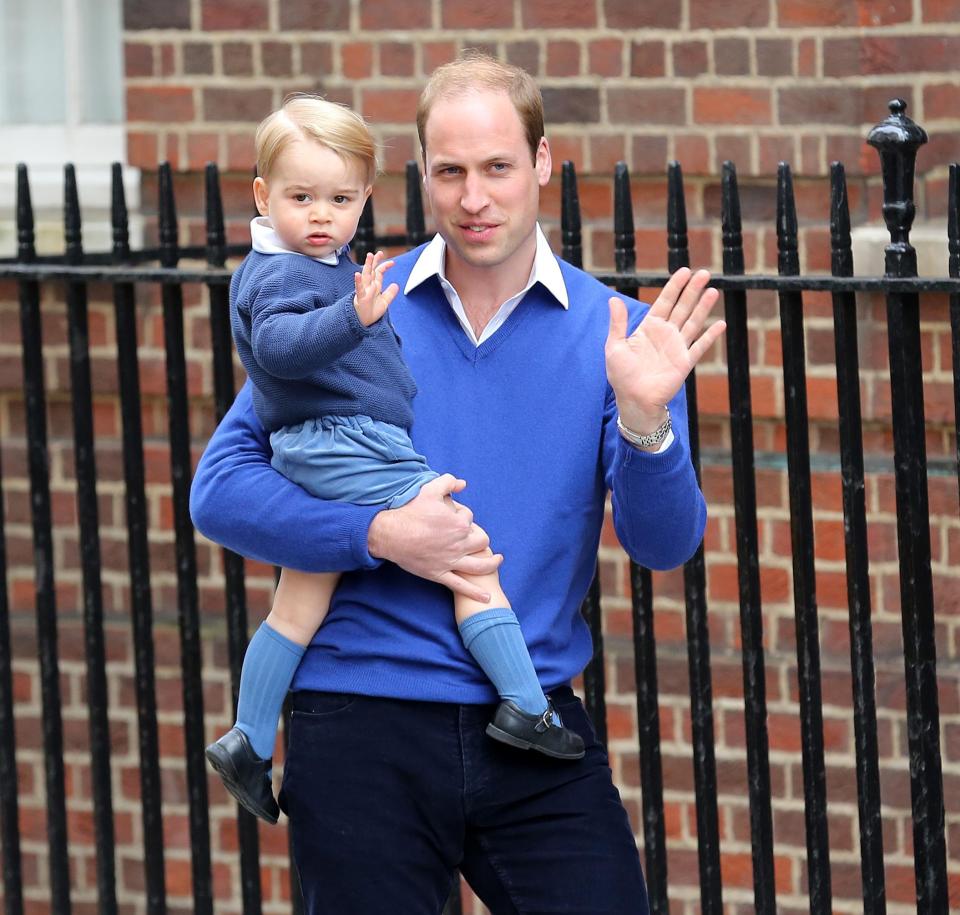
[404, 224, 568, 346]
[249, 216, 347, 265]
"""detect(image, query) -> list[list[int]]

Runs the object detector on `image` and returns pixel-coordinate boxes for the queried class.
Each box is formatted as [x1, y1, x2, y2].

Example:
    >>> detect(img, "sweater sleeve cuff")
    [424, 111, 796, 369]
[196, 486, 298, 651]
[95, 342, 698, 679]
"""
[350, 503, 387, 569]
[616, 431, 688, 474]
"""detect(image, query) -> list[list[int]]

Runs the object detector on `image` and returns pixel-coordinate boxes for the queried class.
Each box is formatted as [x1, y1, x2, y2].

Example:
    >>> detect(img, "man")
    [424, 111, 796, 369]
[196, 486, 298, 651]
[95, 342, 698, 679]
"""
[191, 53, 724, 914]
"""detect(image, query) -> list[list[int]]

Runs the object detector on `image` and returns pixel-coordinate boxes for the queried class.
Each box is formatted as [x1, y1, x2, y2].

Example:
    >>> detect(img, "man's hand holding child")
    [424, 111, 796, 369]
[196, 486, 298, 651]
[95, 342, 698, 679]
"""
[354, 250, 399, 326]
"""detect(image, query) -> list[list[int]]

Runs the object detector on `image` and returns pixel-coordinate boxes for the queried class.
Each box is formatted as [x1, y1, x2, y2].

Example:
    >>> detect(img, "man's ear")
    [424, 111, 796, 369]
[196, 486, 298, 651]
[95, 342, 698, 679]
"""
[535, 137, 552, 187]
[253, 177, 270, 216]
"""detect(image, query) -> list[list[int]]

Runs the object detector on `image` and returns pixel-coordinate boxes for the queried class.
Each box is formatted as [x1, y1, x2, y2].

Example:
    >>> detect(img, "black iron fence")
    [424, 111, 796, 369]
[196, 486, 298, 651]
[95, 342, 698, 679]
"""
[0, 99, 957, 915]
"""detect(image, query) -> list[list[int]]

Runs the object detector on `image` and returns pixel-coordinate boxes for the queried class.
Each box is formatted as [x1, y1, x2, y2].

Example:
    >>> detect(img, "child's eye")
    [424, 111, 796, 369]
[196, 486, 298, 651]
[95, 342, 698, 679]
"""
[333, 195, 350, 204]
[294, 193, 310, 203]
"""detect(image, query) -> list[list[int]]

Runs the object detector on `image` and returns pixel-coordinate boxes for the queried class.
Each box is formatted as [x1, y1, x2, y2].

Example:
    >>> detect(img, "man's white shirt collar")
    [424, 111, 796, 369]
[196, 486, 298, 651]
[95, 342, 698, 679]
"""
[404, 224, 568, 346]
[249, 216, 345, 265]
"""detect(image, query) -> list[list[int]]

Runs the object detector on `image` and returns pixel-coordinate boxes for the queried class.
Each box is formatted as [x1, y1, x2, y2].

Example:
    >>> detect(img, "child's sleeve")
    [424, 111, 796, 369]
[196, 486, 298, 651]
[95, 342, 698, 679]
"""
[249, 279, 373, 380]
[190, 381, 384, 572]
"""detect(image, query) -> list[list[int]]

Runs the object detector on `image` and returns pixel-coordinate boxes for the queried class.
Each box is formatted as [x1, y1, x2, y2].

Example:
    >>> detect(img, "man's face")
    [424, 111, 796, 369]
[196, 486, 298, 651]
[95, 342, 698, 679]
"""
[422, 90, 551, 283]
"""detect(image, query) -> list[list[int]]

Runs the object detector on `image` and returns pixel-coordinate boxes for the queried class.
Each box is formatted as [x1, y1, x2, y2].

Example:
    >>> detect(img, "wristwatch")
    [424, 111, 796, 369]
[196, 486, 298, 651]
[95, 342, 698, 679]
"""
[616, 408, 672, 449]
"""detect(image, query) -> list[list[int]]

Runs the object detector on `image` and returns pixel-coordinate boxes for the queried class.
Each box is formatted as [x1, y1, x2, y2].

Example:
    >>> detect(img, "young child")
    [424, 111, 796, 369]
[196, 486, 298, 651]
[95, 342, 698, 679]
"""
[204, 95, 584, 825]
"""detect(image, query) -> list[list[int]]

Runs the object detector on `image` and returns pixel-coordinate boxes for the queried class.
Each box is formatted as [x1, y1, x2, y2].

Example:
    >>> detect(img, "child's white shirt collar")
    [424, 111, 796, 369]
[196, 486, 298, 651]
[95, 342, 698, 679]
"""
[249, 216, 346, 265]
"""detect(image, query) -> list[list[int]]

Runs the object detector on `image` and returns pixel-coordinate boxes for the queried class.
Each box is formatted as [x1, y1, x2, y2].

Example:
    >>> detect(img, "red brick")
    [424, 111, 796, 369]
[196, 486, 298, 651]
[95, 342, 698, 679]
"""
[588, 39, 623, 78]
[222, 42, 254, 77]
[359, 0, 431, 29]
[924, 0, 960, 20]
[125, 42, 154, 78]
[631, 135, 669, 174]
[547, 135, 584, 169]
[608, 88, 685, 126]
[203, 88, 272, 123]
[715, 37, 751, 76]
[379, 42, 416, 77]
[522, 0, 596, 27]
[360, 89, 421, 124]
[691, 0, 769, 27]
[226, 133, 256, 171]
[630, 41, 665, 78]
[279, 0, 350, 30]
[755, 38, 792, 77]
[126, 87, 195, 123]
[183, 42, 214, 76]
[301, 41, 333, 77]
[423, 41, 458, 73]
[694, 88, 771, 126]
[126, 0, 190, 29]
[341, 42, 374, 79]
[588, 135, 625, 173]
[797, 37, 817, 77]
[779, 86, 860, 126]
[186, 133, 220, 170]
[127, 131, 159, 169]
[506, 40, 540, 74]
[262, 41, 293, 77]
[673, 40, 708, 78]
[779, 0, 857, 26]
[546, 41, 581, 77]
[542, 88, 600, 124]
[201, 0, 268, 30]
[158, 42, 176, 77]
[605, 0, 680, 27]
[440, 0, 514, 28]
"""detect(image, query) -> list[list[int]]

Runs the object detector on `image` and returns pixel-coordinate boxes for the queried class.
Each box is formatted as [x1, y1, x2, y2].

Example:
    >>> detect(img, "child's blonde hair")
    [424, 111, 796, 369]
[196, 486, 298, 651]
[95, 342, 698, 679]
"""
[255, 94, 379, 185]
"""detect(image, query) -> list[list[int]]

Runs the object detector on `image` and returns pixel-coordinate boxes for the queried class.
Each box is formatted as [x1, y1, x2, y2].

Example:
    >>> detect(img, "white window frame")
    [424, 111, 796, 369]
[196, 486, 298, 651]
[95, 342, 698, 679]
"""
[0, 0, 138, 255]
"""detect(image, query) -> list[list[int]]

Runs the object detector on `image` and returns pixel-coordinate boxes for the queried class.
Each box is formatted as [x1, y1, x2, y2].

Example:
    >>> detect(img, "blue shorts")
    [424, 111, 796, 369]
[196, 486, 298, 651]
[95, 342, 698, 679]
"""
[269, 414, 440, 509]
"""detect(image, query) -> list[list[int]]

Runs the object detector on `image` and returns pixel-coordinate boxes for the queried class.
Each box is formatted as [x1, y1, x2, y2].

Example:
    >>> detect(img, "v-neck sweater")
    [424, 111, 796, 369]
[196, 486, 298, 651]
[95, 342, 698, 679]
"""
[192, 244, 707, 701]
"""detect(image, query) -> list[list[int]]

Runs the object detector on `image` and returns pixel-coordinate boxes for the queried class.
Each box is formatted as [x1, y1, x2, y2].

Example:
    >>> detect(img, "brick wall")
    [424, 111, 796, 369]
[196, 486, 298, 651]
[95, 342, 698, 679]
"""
[1, 1, 959, 913]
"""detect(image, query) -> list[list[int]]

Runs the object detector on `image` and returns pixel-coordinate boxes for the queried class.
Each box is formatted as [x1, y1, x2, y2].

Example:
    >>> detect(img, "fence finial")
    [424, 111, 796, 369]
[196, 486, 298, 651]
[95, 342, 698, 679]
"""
[866, 99, 927, 278]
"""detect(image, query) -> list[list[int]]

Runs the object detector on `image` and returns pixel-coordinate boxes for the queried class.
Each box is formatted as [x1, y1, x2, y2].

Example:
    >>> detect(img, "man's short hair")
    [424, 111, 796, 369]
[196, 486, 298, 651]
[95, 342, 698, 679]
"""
[255, 94, 379, 185]
[417, 52, 544, 164]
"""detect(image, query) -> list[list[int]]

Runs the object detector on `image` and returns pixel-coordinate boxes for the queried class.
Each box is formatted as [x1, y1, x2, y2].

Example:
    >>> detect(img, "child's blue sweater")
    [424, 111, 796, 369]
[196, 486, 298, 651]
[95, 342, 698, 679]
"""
[230, 250, 417, 432]
[193, 245, 707, 702]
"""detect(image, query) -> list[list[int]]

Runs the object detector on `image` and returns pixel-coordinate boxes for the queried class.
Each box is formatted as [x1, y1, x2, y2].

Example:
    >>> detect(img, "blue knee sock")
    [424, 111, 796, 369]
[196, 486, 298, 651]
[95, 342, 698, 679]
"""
[459, 608, 548, 717]
[235, 622, 306, 760]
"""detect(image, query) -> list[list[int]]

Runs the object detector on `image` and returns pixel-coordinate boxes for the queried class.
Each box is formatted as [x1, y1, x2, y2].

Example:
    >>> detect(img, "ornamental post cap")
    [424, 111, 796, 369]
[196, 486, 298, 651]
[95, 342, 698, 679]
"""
[867, 98, 928, 152]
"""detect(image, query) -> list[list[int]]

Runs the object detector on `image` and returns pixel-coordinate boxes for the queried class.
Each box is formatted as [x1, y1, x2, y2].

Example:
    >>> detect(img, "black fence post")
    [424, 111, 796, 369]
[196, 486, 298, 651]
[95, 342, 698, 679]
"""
[158, 163, 214, 915]
[829, 161, 886, 914]
[204, 163, 265, 915]
[720, 160, 776, 915]
[64, 163, 120, 915]
[614, 161, 669, 915]
[867, 99, 947, 914]
[949, 163, 960, 509]
[16, 163, 72, 915]
[110, 162, 169, 915]
[668, 162, 722, 915]
[0, 410, 22, 915]
[775, 162, 832, 913]
[354, 195, 375, 262]
[405, 161, 427, 249]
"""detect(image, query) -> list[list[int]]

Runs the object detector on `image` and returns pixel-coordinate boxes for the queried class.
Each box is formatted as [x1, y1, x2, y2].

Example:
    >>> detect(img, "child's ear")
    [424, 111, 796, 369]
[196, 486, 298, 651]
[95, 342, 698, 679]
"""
[363, 185, 373, 202]
[253, 176, 270, 216]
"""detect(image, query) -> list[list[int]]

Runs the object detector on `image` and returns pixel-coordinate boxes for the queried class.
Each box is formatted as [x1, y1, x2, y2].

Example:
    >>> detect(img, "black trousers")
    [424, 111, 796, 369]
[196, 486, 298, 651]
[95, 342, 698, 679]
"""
[279, 686, 650, 914]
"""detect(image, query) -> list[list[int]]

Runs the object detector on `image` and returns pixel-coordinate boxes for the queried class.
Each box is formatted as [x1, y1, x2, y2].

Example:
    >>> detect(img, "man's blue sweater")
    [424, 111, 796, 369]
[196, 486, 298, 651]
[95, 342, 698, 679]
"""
[230, 250, 417, 432]
[192, 245, 707, 702]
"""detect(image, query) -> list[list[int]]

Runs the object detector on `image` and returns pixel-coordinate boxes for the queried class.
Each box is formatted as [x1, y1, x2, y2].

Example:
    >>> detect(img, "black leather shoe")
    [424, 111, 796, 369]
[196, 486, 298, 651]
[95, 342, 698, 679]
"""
[205, 727, 280, 824]
[486, 701, 585, 760]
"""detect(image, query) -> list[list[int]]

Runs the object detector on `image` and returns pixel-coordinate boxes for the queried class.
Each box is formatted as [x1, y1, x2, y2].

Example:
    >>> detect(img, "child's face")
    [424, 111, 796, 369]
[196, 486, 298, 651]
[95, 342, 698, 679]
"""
[254, 138, 371, 259]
